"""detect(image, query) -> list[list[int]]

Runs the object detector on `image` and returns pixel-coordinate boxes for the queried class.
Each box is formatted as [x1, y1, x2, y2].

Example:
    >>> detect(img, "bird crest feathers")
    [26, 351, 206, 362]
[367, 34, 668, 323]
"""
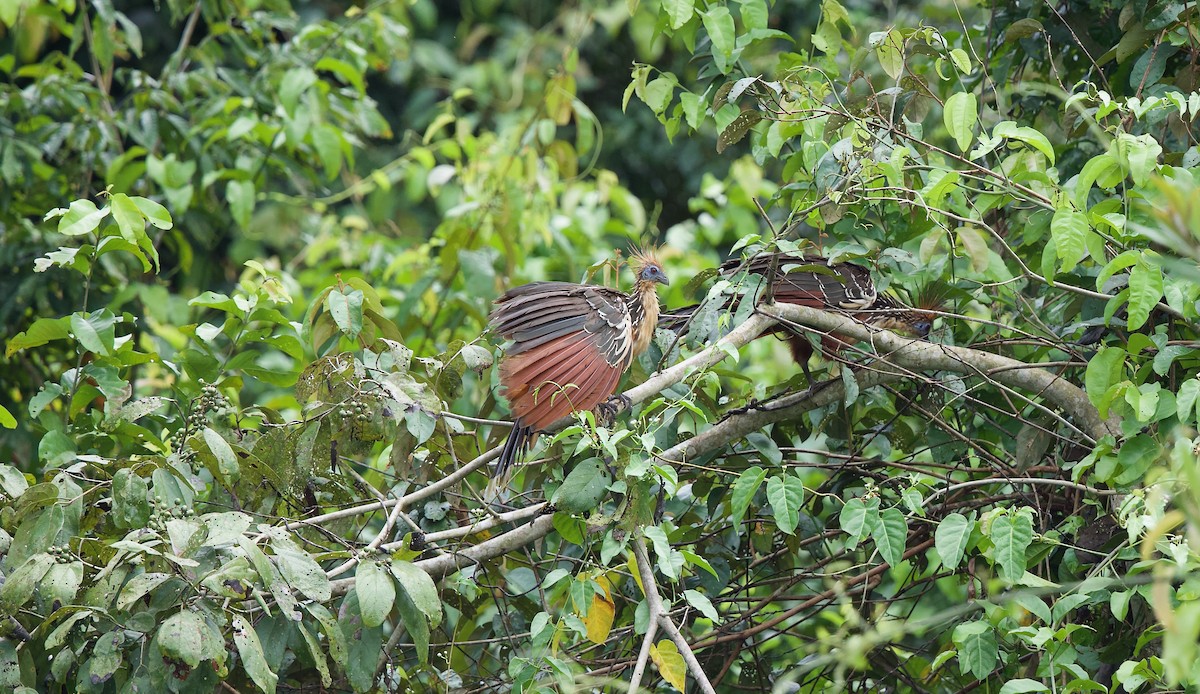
[629, 246, 663, 274]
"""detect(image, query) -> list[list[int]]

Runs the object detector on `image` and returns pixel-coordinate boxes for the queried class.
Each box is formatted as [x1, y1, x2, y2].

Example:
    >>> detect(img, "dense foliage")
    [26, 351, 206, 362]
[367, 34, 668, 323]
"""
[2, 0, 1200, 692]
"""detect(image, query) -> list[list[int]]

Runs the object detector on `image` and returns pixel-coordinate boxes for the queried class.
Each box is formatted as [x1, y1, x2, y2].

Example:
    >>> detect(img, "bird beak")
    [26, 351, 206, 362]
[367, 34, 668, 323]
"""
[657, 274, 670, 286]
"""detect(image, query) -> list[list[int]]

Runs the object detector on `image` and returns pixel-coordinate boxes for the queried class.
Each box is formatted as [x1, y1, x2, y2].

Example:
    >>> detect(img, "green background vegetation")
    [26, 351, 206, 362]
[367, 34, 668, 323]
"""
[2, 0, 1200, 691]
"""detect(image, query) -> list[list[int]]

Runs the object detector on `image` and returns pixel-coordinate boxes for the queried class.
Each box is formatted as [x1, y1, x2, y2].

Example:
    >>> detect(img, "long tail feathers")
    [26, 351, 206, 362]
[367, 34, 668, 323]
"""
[658, 304, 699, 334]
[487, 422, 533, 500]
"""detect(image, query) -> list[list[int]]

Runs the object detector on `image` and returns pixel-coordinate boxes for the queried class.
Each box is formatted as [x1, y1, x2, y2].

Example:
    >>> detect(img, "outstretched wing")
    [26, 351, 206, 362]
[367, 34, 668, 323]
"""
[491, 282, 634, 430]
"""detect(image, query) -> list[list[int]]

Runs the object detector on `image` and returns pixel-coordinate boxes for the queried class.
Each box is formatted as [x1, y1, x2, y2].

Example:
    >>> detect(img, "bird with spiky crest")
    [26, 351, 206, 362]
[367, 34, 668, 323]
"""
[660, 252, 939, 381]
[488, 248, 670, 482]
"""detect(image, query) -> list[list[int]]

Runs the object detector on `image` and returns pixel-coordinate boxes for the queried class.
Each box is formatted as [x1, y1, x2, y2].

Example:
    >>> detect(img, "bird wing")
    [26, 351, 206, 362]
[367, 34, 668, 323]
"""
[728, 253, 877, 310]
[491, 282, 633, 430]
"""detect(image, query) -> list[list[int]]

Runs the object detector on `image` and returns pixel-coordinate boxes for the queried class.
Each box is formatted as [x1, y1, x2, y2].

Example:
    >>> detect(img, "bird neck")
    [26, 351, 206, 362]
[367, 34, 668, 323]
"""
[628, 279, 661, 357]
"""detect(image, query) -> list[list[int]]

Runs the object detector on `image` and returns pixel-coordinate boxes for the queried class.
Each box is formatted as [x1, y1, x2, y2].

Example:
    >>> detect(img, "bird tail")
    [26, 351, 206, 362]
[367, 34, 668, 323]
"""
[487, 422, 533, 499]
[658, 304, 699, 334]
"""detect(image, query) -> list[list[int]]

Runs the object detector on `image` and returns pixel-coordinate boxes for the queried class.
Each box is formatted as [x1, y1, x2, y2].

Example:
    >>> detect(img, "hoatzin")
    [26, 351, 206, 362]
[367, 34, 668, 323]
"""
[489, 249, 669, 479]
[660, 253, 934, 381]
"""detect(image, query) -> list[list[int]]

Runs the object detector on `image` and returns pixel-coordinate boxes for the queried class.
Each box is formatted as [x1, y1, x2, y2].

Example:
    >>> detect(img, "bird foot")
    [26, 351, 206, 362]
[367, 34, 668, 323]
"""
[596, 394, 632, 427]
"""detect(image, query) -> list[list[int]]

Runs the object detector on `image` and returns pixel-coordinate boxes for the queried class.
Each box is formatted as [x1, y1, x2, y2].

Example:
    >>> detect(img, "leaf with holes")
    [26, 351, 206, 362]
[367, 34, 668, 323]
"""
[716, 111, 763, 153]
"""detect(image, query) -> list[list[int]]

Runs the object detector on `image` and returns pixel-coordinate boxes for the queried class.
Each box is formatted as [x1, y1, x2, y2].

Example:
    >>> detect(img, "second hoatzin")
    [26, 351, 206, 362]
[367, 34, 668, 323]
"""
[489, 250, 669, 479]
[660, 253, 935, 381]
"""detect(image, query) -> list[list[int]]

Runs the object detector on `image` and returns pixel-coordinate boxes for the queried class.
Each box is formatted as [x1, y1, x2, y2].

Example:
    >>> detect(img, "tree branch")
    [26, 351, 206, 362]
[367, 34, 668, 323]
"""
[758, 303, 1118, 442]
[631, 535, 717, 694]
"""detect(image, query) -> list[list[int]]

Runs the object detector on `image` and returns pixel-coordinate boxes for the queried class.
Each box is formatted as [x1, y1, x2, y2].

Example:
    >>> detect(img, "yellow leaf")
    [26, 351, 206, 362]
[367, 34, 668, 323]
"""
[584, 577, 615, 644]
[650, 640, 687, 692]
[626, 557, 644, 596]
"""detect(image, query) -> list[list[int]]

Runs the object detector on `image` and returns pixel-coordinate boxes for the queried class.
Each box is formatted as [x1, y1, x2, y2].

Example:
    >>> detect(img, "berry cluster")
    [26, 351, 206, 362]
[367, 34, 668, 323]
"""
[188, 381, 230, 430]
[148, 496, 194, 532]
[47, 544, 74, 564]
[338, 396, 373, 423]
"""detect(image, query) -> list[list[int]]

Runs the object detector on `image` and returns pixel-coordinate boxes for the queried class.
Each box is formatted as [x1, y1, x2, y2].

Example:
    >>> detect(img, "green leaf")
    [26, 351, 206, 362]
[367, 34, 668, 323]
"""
[7, 316, 71, 357]
[953, 620, 998, 680]
[116, 572, 171, 611]
[327, 288, 364, 339]
[745, 432, 782, 465]
[935, 512, 973, 569]
[58, 198, 108, 236]
[766, 474, 805, 535]
[391, 559, 443, 627]
[943, 92, 977, 152]
[1096, 249, 1142, 292]
[158, 610, 206, 668]
[297, 623, 332, 687]
[642, 76, 675, 114]
[1126, 260, 1163, 331]
[701, 7, 735, 61]
[1177, 379, 1200, 424]
[228, 179, 255, 230]
[683, 589, 720, 622]
[70, 310, 116, 356]
[41, 560, 83, 607]
[270, 535, 331, 602]
[404, 407, 436, 444]
[989, 511, 1034, 581]
[392, 581, 430, 664]
[356, 558, 395, 628]
[553, 457, 611, 514]
[1051, 209, 1090, 273]
[729, 465, 766, 526]
[644, 525, 684, 580]
[110, 193, 146, 243]
[874, 28, 904, 80]
[1115, 433, 1158, 486]
[664, 0, 695, 28]
[279, 67, 317, 115]
[1075, 153, 1121, 209]
[871, 507, 908, 566]
[1085, 346, 1125, 410]
[112, 468, 151, 529]
[304, 603, 348, 665]
[130, 196, 172, 229]
[994, 121, 1056, 163]
[1115, 132, 1162, 187]
[0, 405, 13, 429]
[202, 427, 240, 484]
[0, 554, 54, 612]
[949, 48, 971, 73]
[998, 679, 1050, 694]
[679, 91, 705, 130]
[232, 615, 279, 694]
[839, 497, 879, 548]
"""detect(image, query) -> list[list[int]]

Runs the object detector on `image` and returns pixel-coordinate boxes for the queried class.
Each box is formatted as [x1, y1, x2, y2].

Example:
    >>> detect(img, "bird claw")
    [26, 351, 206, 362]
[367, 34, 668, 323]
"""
[596, 394, 632, 427]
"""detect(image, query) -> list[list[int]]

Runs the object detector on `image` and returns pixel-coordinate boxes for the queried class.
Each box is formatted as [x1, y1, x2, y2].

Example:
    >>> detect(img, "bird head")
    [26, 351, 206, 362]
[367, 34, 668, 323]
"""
[865, 295, 939, 338]
[631, 247, 670, 286]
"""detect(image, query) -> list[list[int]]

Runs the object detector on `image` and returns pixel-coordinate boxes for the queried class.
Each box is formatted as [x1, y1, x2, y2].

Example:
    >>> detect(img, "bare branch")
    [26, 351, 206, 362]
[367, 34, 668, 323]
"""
[631, 535, 717, 694]
[758, 304, 1118, 442]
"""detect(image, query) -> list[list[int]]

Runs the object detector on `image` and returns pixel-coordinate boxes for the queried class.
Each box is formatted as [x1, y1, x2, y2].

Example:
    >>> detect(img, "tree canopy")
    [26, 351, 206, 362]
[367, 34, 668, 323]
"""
[2, 0, 1200, 692]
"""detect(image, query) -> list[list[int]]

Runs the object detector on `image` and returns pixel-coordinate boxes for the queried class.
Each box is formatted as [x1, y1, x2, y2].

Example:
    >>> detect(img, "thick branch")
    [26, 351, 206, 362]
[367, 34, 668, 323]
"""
[759, 304, 1118, 442]
[330, 512, 557, 594]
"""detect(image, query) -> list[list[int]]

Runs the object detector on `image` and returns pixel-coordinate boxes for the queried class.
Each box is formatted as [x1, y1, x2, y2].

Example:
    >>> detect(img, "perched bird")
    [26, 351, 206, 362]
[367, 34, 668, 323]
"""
[489, 249, 670, 480]
[660, 253, 935, 381]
